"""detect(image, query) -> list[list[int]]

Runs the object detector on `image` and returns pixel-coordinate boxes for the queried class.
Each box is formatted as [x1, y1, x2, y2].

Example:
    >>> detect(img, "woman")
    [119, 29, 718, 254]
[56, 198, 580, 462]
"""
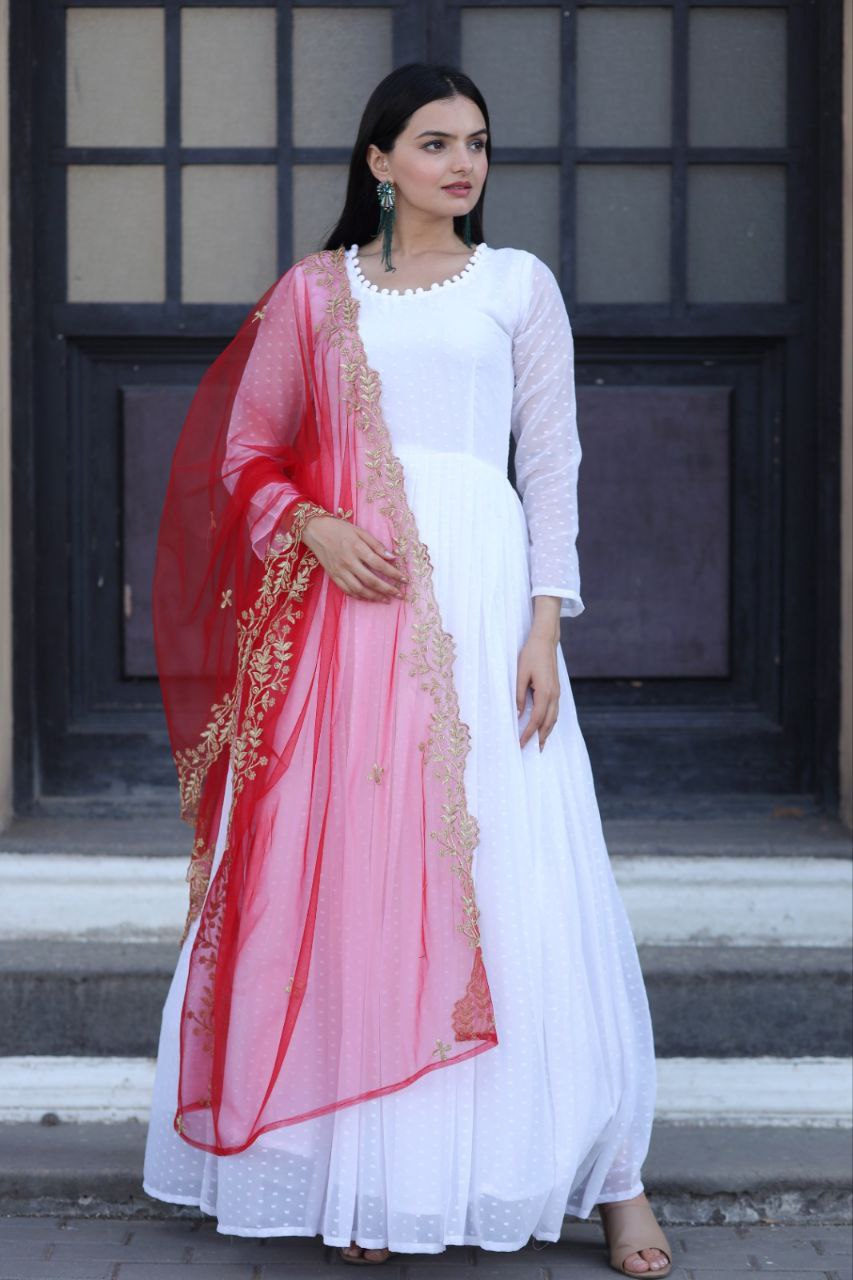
[143, 63, 671, 1275]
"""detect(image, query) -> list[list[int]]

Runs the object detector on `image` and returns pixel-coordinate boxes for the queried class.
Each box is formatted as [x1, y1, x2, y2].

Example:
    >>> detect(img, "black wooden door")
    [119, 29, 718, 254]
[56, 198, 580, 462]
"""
[13, 0, 842, 813]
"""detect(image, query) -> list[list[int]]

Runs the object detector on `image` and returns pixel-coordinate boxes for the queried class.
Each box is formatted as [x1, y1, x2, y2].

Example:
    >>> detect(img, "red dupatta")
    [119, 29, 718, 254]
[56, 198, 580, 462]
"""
[152, 246, 498, 1156]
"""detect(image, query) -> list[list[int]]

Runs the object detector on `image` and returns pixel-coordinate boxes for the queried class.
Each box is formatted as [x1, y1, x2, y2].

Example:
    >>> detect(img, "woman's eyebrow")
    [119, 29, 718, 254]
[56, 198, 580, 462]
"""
[413, 128, 489, 139]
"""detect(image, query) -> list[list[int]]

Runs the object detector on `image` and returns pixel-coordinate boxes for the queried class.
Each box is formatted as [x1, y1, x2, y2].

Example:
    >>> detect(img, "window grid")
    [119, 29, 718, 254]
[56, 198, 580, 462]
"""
[53, 0, 795, 324]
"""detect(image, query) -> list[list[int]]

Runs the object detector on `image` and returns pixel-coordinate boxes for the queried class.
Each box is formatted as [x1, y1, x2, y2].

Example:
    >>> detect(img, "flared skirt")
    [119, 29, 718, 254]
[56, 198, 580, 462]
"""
[142, 446, 656, 1250]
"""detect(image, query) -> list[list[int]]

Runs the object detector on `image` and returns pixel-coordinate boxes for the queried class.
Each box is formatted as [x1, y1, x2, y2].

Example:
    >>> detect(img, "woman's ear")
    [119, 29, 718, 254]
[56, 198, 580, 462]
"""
[365, 144, 390, 185]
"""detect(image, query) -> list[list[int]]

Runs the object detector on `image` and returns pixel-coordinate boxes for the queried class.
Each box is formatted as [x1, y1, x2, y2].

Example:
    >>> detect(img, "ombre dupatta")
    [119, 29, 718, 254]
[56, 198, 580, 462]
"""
[152, 246, 498, 1157]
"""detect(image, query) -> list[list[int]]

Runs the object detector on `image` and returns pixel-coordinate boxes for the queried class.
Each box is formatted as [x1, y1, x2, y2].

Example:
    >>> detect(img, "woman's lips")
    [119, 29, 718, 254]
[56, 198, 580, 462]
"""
[443, 184, 472, 195]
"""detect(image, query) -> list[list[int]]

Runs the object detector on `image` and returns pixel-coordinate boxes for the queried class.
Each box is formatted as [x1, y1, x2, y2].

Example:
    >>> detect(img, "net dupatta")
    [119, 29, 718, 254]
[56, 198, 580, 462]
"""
[152, 246, 498, 1157]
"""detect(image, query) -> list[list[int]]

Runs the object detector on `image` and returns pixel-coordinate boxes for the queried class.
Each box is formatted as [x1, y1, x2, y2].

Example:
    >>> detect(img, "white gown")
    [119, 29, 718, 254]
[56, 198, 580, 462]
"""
[142, 241, 657, 1251]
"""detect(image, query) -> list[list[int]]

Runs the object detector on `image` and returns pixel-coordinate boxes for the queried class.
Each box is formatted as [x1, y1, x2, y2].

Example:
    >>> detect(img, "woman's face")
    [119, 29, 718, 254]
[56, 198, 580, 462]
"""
[368, 95, 489, 225]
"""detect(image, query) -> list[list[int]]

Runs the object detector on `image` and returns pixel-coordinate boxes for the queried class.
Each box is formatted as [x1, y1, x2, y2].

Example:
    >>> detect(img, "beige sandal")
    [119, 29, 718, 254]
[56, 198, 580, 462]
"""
[339, 1242, 391, 1265]
[598, 1199, 672, 1277]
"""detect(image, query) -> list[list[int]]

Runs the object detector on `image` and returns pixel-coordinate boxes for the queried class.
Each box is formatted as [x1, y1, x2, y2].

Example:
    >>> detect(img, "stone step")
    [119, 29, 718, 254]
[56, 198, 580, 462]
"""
[0, 941, 850, 1060]
[5, 1055, 850, 1128]
[5, 853, 851, 947]
[3, 801, 851, 858]
[0, 1118, 849, 1226]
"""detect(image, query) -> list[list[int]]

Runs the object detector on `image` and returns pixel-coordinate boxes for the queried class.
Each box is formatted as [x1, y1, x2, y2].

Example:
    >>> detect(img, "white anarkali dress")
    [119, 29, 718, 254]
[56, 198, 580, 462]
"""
[142, 242, 657, 1252]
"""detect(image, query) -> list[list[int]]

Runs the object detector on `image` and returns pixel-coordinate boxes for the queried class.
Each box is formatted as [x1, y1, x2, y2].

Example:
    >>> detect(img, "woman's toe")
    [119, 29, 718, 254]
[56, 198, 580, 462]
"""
[624, 1255, 651, 1273]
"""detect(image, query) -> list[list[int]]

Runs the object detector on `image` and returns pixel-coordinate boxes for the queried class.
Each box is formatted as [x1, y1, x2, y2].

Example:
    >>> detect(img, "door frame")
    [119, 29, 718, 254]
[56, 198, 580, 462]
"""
[8, 0, 845, 813]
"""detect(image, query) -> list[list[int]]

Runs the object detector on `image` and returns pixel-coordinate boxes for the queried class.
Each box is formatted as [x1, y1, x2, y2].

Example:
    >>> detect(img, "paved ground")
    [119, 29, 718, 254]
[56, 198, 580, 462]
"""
[0, 1218, 850, 1280]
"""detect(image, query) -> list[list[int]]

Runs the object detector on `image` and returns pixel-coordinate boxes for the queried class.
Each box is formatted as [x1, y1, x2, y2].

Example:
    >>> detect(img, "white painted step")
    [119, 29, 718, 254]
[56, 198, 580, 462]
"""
[3, 853, 851, 947]
[1, 1055, 850, 1128]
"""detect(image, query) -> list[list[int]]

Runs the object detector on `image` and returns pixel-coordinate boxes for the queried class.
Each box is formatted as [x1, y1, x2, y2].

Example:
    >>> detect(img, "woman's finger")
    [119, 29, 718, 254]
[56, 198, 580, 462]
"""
[516, 669, 530, 715]
[353, 524, 404, 581]
[519, 696, 545, 749]
[336, 569, 388, 602]
[521, 685, 560, 750]
[538, 699, 560, 750]
[349, 558, 404, 598]
[358, 542, 408, 584]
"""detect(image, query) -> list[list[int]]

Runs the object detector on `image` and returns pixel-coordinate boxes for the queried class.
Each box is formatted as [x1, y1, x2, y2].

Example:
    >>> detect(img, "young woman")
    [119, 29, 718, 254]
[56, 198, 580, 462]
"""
[143, 63, 671, 1275]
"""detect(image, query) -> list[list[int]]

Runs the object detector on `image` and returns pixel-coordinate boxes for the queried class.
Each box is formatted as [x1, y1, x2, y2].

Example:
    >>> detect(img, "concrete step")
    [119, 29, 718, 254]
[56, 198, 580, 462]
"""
[1, 941, 850, 1060]
[3, 801, 851, 857]
[0, 1118, 849, 1226]
[5, 852, 851, 948]
[4, 1055, 850, 1128]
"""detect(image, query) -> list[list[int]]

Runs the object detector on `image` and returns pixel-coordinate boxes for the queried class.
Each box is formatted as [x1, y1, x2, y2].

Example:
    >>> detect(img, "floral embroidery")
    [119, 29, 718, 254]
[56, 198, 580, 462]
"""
[180, 835, 214, 946]
[178, 246, 495, 1072]
[178, 501, 328, 960]
[220, 588, 232, 608]
[450, 949, 494, 1041]
[368, 762, 385, 784]
[228, 514, 318, 812]
[303, 247, 494, 1041]
[281, 500, 330, 542]
[175, 688, 236, 825]
[252, 305, 267, 324]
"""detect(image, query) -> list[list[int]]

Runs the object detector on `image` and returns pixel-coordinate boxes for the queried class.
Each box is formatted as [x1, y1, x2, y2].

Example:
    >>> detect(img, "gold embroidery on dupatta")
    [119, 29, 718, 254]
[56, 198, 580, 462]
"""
[182, 499, 327, 1036]
[176, 500, 329, 948]
[303, 246, 495, 1042]
[178, 248, 493, 1087]
[175, 690, 236, 828]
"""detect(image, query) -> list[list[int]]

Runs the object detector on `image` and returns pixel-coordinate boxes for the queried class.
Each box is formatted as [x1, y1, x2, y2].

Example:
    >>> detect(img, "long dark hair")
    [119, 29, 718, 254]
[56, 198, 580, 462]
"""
[321, 63, 491, 253]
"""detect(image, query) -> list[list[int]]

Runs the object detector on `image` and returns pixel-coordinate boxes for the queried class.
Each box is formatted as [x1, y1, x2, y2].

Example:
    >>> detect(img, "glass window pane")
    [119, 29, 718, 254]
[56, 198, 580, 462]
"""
[182, 166, 277, 303]
[182, 8, 277, 148]
[292, 9, 393, 148]
[577, 7, 672, 147]
[68, 166, 165, 302]
[689, 8, 787, 148]
[687, 164, 786, 303]
[461, 8, 561, 147]
[576, 165, 670, 303]
[66, 8, 164, 147]
[483, 165, 560, 273]
[292, 165, 349, 262]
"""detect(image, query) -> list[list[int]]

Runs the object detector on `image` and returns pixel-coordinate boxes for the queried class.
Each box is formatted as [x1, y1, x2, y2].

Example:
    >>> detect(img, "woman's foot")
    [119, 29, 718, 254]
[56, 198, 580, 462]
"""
[340, 1240, 391, 1264]
[596, 1187, 671, 1269]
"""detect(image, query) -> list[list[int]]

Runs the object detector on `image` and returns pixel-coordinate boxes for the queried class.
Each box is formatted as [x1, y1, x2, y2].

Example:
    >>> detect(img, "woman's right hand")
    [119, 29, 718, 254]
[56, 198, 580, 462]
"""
[302, 515, 408, 603]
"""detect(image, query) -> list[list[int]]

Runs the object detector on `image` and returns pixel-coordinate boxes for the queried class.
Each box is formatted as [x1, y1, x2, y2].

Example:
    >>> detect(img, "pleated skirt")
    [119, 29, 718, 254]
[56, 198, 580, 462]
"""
[143, 445, 657, 1251]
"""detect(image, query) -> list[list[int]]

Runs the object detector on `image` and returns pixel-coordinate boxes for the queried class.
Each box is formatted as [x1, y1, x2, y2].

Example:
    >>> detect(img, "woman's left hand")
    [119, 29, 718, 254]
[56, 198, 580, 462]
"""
[517, 598, 562, 752]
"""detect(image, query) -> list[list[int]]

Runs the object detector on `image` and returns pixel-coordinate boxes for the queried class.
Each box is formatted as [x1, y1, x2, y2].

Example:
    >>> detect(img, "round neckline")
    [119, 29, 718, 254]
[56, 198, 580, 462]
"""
[346, 242, 488, 299]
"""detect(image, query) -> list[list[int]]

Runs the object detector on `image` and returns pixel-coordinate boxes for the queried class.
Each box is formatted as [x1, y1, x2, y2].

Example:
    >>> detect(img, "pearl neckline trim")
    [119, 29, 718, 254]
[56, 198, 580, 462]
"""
[346, 242, 487, 298]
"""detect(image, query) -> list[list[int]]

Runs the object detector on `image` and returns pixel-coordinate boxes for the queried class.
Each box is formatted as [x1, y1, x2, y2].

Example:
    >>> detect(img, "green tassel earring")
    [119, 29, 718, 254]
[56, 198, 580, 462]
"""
[375, 179, 396, 272]
[462, 212, 473, 247]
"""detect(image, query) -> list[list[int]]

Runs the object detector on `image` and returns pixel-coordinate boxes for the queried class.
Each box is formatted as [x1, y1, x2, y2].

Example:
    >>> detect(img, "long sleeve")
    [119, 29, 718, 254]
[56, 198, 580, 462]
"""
[222, 268, 324, 561]
[510, 253, 584, 619]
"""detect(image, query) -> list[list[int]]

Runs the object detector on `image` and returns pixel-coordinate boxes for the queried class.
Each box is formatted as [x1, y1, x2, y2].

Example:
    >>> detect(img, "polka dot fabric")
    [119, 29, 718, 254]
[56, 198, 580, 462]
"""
[510, 251, 583, 618]
[143, 242, 656, 1251]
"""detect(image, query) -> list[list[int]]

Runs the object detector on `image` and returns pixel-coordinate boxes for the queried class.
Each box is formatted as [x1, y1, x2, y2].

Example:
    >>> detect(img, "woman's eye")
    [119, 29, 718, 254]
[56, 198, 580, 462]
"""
[423, 139, 486, 151]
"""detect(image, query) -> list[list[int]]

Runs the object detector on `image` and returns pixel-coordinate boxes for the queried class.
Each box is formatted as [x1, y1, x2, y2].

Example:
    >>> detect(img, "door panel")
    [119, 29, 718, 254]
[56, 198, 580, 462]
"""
[17, 0, 833, 809]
